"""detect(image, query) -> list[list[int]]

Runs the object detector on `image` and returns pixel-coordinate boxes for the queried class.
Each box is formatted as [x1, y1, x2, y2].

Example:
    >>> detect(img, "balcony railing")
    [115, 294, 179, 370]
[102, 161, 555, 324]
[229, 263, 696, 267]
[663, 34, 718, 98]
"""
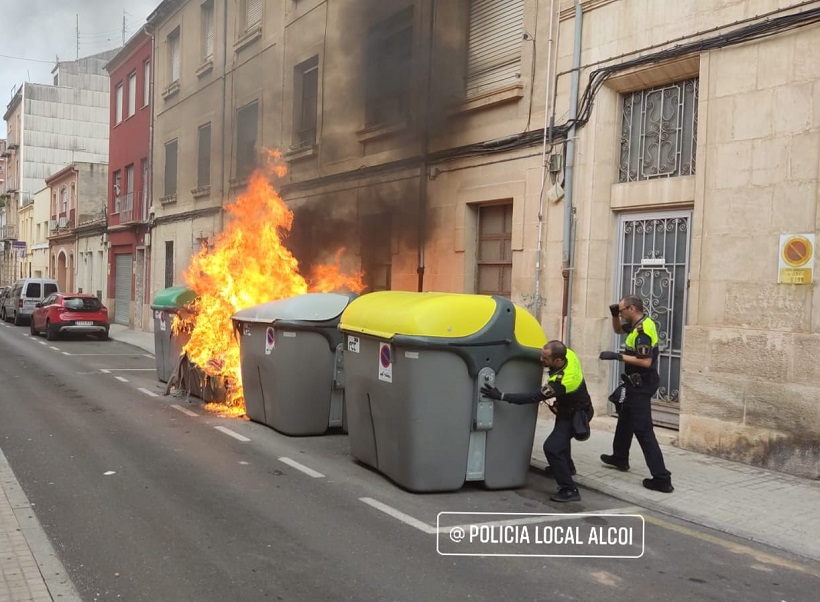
[115, 191, 150, 224]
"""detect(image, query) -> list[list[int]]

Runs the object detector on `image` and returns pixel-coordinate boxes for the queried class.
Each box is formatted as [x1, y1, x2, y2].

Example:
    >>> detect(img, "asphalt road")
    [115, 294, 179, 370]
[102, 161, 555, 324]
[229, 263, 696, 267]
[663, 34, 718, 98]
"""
[0, 322, 817, 601]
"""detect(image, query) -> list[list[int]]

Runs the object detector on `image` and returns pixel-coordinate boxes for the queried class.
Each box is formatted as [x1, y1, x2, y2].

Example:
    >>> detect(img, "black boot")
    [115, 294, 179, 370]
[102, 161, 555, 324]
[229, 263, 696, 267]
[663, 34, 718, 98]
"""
[550, 487, 581, 503]
[642, 478, 674, 493]
[600, 454, 630, 471]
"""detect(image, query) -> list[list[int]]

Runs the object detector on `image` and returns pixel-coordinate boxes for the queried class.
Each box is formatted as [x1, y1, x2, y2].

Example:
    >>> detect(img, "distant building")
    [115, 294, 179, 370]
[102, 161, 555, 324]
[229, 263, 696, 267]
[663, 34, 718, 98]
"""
[45, 162, 108, 294]
[105, 31, 153, 329]
[1, 49, 118, 287]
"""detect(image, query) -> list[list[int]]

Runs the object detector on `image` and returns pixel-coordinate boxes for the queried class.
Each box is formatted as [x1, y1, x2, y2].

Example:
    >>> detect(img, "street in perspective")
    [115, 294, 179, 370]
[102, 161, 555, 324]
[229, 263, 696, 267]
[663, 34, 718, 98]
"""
[1, 0, 819, 600]
[0, 323, 817, 601]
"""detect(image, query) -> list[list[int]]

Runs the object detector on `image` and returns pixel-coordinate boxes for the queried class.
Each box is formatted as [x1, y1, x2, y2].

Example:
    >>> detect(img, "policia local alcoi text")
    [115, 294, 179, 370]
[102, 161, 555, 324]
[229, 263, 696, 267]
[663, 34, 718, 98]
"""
[467, 524, 634, 546]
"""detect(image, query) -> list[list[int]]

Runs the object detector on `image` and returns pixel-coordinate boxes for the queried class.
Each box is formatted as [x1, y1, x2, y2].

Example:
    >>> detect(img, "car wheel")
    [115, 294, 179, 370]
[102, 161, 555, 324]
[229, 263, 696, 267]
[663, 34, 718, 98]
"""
[30, 320, 38, 336]
[1, 308, 6, 322]
[13, 312, 22, 326]
[46, 321, 59, 341]
[98, 329, 109, 341]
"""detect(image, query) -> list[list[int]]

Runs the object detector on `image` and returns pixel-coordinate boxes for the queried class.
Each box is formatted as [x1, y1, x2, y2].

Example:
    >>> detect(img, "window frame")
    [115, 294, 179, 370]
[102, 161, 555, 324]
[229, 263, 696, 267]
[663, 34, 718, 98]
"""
[293, 56, 319, 149]
[115, 83, 124, 124]
[197, 122, 212, 188]
[127, 71, 137, 117]
[164, 139, 178, 197]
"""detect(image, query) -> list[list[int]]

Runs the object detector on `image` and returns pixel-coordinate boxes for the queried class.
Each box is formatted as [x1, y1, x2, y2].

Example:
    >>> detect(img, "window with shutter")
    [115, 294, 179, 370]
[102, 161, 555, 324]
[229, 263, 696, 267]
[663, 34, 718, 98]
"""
[143, 60, 150, 106]
[198, 123, 211, 187]
[115, 83, 123, 124]
[245, 0, 262, 30]
[476, 203, 513, 297]
[365, 7, 413, 127]
[236, 101, 259, 179]
[202, 1, 214, 58]
[168, 28, 180, 83]
[293, 56, 319, 148]
[128, 72, 137, 117]
[164, 139, 178, 196]
[466, 0, 524, 97]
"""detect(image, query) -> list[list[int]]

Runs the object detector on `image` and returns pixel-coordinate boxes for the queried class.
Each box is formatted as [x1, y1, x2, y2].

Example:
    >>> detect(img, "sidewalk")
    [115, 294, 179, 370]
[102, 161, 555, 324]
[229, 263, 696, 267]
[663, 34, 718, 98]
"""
[530, 412, 820, 562]
[1, 327, 816, 601]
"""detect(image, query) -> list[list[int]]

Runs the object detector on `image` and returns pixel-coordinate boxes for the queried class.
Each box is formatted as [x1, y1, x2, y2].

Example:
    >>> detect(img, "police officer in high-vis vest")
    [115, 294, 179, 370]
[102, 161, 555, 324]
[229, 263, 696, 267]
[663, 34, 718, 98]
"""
[481, 340, 593, 503]
[599, 295, 674, 493]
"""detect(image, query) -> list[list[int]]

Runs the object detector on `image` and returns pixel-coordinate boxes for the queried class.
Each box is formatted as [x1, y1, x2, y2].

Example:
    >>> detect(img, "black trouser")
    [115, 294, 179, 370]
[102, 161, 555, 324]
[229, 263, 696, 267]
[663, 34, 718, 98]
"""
[612, 389, 672, 482]
[543, 417, 576, 489]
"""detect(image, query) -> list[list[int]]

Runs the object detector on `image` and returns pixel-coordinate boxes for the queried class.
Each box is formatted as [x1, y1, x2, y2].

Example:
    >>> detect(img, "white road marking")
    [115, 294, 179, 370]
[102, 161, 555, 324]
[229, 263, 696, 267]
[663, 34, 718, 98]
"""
[38, 341, 47, 345]
[137, 388, 159, 397]
[438, 507, 642, 534]
[103, 471, 116, 476]
[171, 404, 198, 417]
[279, 457, 325, 479]
[214, 426, 251, 442]
[115, 376, 129, 382]
[100, 369, 111, 373]
[359, 499, 642, 535]
[62, 352, 71, 356]
[359, 497, 437, 534]
[49, 346, 60, 351]
[69, 353, 152, 356]
[143, 354, 154, 359]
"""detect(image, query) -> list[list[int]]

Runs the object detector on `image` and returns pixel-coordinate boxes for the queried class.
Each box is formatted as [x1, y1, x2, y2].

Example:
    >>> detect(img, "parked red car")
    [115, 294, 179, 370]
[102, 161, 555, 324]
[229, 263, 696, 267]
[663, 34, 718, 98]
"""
[30, 293, 110, 341]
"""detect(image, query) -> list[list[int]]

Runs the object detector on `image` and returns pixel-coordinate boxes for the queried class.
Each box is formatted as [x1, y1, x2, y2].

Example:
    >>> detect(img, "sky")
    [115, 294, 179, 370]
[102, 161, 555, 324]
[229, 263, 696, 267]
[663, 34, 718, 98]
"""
[0, 0, 161, 137]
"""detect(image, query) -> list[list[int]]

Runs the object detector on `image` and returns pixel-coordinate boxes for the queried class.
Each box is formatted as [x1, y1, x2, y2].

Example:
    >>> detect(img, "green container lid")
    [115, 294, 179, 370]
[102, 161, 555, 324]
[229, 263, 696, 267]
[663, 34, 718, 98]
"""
[151, 286, 198, 311]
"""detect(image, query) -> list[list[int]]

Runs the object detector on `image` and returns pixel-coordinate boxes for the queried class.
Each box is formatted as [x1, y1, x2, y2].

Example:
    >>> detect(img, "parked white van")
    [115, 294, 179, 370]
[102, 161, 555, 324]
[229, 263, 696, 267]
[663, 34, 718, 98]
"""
[1, 278, 60, 325]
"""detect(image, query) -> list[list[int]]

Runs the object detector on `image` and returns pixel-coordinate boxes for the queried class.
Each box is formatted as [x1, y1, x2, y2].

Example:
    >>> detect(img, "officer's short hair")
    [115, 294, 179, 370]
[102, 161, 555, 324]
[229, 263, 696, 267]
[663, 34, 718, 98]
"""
[622, 294, 643, 312]
[545, 340, 567, 360]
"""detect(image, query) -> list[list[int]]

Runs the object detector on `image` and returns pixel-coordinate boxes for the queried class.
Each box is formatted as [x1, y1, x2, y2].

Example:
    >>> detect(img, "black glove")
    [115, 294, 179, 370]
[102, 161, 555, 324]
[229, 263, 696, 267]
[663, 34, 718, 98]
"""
[480, 385, 504, 400]
[599, 351, 623, 361]
[609, 303, 620, 317]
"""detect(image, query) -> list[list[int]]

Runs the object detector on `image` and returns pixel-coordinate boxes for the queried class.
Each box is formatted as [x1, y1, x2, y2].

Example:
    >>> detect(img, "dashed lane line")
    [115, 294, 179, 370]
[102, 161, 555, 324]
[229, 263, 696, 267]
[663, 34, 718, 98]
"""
[49, 346, 60, 351]
[115, 376, 129, 383]
[359, 498, 642, 535]
[137, 388, 159, 397]
[278, 457, 326, 479]
[214, 426, 251, 442]
[171, 404, 199, 417]
[359, 497, 437, 534]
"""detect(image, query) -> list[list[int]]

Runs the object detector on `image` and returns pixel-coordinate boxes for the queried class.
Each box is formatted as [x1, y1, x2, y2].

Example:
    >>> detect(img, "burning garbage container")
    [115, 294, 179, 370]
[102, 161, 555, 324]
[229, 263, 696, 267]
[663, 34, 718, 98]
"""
[151, 286, 198, 383]
[231, 292, 355, 435]
[339, 291, 546, 493]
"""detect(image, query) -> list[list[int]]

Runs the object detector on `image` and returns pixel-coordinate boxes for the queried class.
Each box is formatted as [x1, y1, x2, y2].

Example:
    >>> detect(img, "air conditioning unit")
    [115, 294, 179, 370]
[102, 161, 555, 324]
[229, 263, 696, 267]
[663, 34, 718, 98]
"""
[144, 233, 151, 246]
[49, 219, 58, 231]
[58, 216, 68, 228]
[148, 205, 156, 217]
[101, 233, 108, 244]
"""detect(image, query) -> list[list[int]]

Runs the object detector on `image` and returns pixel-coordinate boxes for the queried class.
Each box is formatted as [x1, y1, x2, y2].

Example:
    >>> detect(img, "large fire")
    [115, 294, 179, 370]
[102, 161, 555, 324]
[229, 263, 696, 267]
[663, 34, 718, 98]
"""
[176, 154, 364, 413]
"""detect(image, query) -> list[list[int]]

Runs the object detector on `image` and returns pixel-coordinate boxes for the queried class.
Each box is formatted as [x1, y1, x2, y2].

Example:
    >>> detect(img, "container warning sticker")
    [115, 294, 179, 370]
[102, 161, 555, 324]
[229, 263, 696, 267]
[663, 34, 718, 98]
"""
[378, 342, 393, 383]
[159, 311, 167, 332]
[265, 327, 275, 355]
[348, 335, 360, 354]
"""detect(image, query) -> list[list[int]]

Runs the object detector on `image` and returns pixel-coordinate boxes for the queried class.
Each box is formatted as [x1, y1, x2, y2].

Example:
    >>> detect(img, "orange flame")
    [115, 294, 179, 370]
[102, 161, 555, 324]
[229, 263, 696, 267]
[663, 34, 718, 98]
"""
[178, 156, 364, 411]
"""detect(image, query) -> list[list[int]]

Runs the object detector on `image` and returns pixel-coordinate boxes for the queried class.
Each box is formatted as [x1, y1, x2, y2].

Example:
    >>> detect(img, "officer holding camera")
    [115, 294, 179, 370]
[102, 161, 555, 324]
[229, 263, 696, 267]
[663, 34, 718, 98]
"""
[599, 295, 673, 493]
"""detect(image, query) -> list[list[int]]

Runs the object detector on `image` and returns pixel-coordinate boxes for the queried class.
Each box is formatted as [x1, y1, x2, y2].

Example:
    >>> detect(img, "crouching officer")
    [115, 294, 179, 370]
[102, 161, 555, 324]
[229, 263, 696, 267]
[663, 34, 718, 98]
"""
[599, 295, 674, 493]
[481, 340, 593, 503]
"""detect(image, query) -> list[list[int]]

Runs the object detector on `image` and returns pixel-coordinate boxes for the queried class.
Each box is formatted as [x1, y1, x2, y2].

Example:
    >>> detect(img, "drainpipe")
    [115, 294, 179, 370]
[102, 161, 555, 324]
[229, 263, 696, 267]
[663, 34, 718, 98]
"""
[533, 0, 558, 321]
[146, 24, 156, 323]
[220, 0, 228, 233]
[417, 0, 436, 292]
[562, 0, 582, 346]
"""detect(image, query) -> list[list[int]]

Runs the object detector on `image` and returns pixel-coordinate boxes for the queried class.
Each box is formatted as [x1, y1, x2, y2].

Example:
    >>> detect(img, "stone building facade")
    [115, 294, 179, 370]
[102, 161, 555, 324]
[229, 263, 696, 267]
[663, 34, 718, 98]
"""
[142, 0, 819, 478]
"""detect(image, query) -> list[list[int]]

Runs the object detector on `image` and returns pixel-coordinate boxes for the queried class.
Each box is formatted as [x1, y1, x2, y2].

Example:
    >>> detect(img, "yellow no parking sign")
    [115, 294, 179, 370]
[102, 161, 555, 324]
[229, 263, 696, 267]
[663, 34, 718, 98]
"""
[778, 234, 814, 284]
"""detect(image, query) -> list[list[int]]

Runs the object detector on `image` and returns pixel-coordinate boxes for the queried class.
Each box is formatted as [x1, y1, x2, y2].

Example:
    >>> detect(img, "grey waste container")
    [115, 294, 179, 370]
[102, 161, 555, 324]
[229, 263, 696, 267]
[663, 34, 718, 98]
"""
[339, 291, 547, 493]
[150, 286, 198, 383]
[231, 292, 355, 435]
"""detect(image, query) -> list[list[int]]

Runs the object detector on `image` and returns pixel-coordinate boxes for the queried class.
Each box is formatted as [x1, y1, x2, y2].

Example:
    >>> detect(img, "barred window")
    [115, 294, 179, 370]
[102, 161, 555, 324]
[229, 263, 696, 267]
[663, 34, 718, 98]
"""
[619, 78, 698, 183]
